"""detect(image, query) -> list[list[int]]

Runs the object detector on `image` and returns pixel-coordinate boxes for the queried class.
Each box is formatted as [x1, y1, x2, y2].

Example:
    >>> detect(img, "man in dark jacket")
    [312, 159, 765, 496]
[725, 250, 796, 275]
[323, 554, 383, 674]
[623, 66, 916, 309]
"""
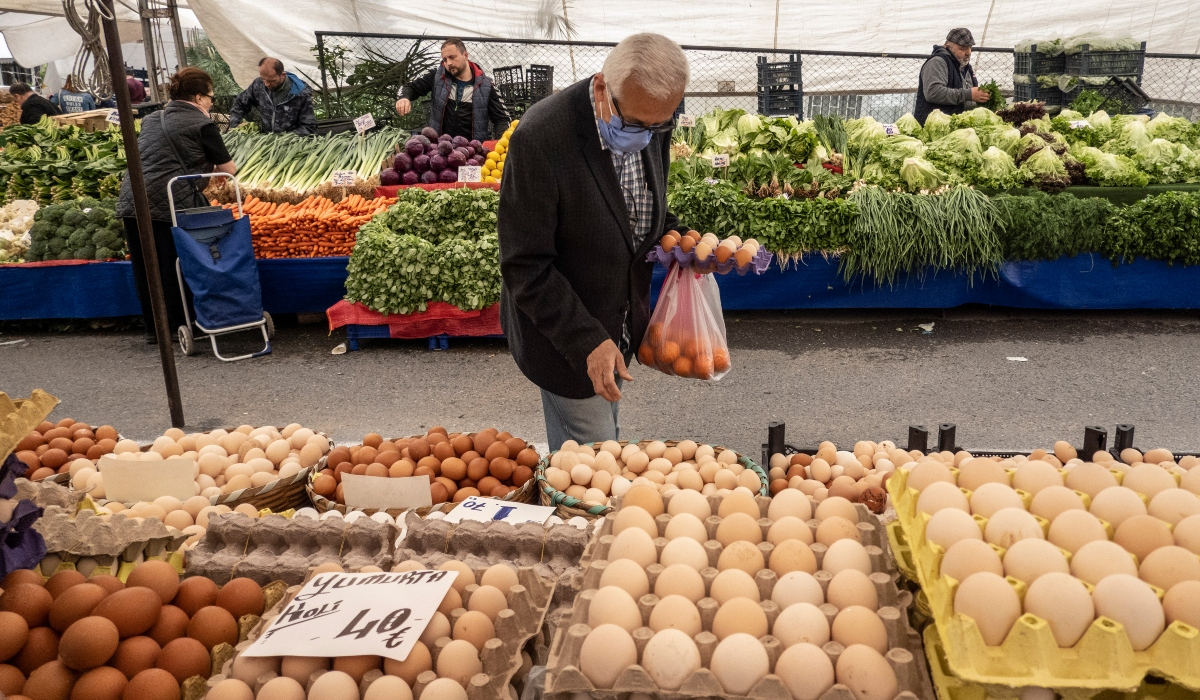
[499, 33, 691, 450]
[9, 83, 60, 124]
[227, 58, 317, 135]
[914, 28, 989, 124]
[395, 39, 510, 141]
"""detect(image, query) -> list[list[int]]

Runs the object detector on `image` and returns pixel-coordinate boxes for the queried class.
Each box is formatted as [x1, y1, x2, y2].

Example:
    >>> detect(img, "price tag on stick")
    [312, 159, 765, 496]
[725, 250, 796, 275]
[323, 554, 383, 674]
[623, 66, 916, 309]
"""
[677, 113, 695, 128]
[710, 153, 730, 168]
[240, 570, 455, 661]
[106, 110, 121, 125]
[331, 170, 357, 187]
[354, 113, 376, 134]
[457, 165, 482, 183]
[442, 496, 555, 525]
[1069, 119, 1092, 129]
[882, 123, 900, 136]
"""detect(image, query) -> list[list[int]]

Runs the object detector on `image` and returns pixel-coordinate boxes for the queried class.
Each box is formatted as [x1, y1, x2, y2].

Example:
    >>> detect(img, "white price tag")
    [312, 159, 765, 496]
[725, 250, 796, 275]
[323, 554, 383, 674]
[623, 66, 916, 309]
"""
[882, 124, 900, 136]
[442, 496, 556, 525]
[331, 170, 357, 187]
[354, 113, 376, 133]
[677, 114, 696, 128]
[710, 153, 730, 168]
[98, 456, 195, 502]
[703, 177, 721, 185]
[342, 474, 431, 510]
[241, 570, 455, 661]
[105, 110, 121, 125]
[1069, 119, 1091, 129]
[457, 165, 482, 183]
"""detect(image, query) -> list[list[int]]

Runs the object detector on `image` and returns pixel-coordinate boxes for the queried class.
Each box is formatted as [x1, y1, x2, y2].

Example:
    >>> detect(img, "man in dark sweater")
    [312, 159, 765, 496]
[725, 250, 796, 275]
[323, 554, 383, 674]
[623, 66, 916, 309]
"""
[227, 57, 317, 135]
[914, 28, 989, 124]
[9, 83, 60, 125]
[395, 39, 510, 141]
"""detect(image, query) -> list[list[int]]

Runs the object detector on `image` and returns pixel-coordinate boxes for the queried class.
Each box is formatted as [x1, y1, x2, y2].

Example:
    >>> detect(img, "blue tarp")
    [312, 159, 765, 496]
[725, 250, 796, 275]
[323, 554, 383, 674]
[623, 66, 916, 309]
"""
[3, 253, 1198, 321]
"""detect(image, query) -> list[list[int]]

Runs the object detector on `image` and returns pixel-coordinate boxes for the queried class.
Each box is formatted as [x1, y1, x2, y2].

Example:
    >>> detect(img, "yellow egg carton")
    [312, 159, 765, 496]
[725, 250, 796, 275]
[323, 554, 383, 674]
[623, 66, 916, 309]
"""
[887, 466, 1200, 693]
[0, 389, 58, 461]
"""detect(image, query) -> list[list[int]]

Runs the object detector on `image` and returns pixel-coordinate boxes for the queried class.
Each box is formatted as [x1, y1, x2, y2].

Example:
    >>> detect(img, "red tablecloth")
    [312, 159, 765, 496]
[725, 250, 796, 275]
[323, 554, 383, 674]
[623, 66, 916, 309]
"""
[327, 300, 502, 338]
[3, 258, 123, 268]
[374, 182, 500, 198]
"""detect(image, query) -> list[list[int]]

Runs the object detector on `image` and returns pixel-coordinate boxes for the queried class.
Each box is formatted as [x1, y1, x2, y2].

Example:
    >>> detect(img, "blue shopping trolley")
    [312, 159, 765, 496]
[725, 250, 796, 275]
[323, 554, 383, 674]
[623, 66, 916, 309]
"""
[168, 172, 273, 361]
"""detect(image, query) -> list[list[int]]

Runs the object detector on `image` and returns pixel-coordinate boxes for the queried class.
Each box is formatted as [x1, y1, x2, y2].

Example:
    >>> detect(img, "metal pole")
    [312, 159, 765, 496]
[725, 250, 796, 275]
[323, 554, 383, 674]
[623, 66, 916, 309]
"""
[167, 0, 187, 69]
[316, 33, 330, 116]
[139, 0, 162, 102]
[101, 0, 186, 427]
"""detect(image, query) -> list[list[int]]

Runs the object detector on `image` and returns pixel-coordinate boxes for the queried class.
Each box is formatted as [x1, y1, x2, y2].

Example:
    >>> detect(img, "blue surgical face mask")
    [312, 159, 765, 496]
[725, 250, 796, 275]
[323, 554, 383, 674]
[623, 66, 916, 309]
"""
[597, 93, 653, 154]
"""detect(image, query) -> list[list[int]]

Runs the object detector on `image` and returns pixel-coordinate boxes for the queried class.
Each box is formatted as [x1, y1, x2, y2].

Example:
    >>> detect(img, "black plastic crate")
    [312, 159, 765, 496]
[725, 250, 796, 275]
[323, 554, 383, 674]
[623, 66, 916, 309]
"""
[493, 65, 527, 105]
[758, 88, 802, 117]
[1092, 76, 1151, 114]
[1065, 43, 1146, 77]
[526, 64, 554, 103]
[1013, 46, 1066, 75]
[1012, 80, 1048, 103]
[757, 54, 802, 88]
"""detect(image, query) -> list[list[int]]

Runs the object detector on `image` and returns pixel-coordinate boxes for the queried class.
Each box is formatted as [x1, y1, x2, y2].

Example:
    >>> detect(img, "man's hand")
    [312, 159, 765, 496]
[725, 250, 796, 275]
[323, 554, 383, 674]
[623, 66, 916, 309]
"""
[970, 87, 989, 103]
[395, 98, 412, 116]
[587, 339, 633, 402]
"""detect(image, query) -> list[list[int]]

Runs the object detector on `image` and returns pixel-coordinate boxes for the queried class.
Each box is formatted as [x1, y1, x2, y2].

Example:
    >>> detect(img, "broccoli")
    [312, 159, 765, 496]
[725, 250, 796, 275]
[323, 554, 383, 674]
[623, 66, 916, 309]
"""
[41, 206, 64, 225]
[47, 238, 65, 254]
[95, 246, 115, 260]
[55, 224, 74, 241]
[106, 219, 123, 235]
[87, 208, 110, 225]
[29, 221, 53, 238]
[67, 228, 90, 248]
[73, 245, 96, 260]
[95, 232, 121, 250]
[28, 239, 46, 258]
[64, 209, 87, 228]
[56, 249, 73, 260]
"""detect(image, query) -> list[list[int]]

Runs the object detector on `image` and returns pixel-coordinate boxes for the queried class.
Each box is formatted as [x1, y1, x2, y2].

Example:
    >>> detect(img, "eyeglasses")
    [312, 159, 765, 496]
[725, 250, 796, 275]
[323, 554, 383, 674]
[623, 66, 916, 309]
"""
[611, 95, 676, 134]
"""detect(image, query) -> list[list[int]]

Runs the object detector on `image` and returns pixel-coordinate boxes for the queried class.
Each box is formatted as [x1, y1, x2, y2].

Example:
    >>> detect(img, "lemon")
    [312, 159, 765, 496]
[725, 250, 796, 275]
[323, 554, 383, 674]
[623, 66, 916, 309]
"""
[511, 119, 519, 127]
[485, 152, 498, 163]
[499, 137, 510, 148]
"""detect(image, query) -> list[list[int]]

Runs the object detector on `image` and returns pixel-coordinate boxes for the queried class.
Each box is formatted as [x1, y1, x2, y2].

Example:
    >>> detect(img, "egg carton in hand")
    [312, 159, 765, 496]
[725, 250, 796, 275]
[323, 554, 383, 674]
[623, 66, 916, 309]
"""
[646, 244, 773, 275]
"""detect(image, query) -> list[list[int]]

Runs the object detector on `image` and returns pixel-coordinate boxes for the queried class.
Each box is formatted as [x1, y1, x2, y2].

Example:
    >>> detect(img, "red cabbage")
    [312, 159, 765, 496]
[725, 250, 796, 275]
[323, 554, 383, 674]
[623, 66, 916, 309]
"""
[420, 170, 439, 184]
[405, 140, 424, 158]
[447, 151, 466, 168]
[379, 168, 401, 186]
[415, 135, 430, 147]
[437, 141, 454, 157]
[425, 144, 438, 155]
[467, 156, 483, 167]
[413, 154, 430, 172]
[439, 133, 453, 143]
[452, 136, 470, 149]
[421, 127, 439, 141]
[469, 139, 483, 153]
[393, 152, 413, 172]
[429, 154, 447, 172]
[401, 170, 420, 185]
[438, 168, 459, 183]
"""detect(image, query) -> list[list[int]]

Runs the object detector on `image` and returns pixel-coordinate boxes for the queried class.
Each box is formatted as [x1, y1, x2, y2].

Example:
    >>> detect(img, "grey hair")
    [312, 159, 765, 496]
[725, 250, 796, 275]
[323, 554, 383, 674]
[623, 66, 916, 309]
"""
[602, 33, 689, 100]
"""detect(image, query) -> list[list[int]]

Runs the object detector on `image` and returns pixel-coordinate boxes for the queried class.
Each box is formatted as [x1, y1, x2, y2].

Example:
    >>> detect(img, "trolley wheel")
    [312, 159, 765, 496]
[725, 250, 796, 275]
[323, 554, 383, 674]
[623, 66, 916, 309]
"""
[178, 325, 195, 356]
[263, 311, 275, 339]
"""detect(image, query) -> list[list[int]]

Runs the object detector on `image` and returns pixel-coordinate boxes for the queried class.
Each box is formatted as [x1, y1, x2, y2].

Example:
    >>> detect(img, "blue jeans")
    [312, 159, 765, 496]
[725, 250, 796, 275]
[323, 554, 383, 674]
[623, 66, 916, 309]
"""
[540, 379, 622, 451]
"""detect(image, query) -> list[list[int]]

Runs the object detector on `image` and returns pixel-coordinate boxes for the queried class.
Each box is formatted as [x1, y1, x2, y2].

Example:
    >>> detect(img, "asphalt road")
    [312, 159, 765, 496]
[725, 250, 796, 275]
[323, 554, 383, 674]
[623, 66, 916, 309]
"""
[3, 309, 1199, 457]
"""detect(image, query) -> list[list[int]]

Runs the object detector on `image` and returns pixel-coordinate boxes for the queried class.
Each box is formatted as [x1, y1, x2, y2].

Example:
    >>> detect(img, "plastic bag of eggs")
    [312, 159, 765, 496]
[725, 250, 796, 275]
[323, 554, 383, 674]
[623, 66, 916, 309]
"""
[542, 440, 757, 507]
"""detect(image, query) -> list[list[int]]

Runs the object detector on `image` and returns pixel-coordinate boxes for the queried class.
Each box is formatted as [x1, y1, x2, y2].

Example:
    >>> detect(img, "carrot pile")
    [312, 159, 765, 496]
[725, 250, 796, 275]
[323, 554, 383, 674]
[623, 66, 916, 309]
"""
[221, 194, 396, 258]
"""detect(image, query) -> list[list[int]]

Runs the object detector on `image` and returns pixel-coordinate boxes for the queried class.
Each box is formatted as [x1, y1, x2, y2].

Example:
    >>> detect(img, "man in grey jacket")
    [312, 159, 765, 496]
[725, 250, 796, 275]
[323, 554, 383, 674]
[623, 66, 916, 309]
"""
[227, 58, 318, 135]
[914, 28, 989, 124]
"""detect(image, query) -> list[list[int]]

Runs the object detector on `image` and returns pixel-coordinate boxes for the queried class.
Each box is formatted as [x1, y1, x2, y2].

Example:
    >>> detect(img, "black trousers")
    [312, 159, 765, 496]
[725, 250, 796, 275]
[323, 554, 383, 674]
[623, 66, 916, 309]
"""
[123, 217, 190, 339]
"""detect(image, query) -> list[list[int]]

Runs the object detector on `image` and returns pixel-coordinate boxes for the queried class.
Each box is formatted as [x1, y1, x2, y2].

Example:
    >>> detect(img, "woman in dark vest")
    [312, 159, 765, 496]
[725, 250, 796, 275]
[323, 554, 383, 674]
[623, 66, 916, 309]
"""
[117, 67, 237, 344]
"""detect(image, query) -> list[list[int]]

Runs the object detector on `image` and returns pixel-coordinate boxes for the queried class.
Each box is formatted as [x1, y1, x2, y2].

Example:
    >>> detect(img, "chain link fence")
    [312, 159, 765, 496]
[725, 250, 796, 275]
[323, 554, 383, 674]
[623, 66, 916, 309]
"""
[313, 33, 1200, 128]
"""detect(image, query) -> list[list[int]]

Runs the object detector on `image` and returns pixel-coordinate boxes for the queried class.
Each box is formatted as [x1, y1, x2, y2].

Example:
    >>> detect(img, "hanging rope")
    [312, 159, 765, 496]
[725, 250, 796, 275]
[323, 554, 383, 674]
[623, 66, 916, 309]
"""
[62, 0, 112, 98]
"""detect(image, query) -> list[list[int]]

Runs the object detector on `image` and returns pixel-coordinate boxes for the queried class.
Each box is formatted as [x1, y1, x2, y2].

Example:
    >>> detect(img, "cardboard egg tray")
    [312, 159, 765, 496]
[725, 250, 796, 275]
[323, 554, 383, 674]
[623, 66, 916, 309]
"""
[185, 511, 399, 585]
[646, 244, 774, 275]
[29, 503, 190, 578]
[16, 474, 87, 510]
[0, 389, 59, 461]
[886, 466, 1200, 694]
[201, 565, 556, 700]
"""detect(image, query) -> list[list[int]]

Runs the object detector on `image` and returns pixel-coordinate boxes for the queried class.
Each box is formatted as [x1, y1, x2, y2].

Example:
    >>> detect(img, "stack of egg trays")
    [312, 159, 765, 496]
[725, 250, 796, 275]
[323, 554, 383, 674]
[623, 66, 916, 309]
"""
[545, 491, 934, 700]
[646, 244, 773, 275]
[205, 565, 556, 700]
[886, 465, 1200, 694]
[185, 511, 399, 585]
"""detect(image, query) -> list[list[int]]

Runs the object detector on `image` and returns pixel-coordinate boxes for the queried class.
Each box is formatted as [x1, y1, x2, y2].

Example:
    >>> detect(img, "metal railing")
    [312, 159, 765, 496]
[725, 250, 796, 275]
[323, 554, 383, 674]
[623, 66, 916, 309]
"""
[313, 33, 1200, 126]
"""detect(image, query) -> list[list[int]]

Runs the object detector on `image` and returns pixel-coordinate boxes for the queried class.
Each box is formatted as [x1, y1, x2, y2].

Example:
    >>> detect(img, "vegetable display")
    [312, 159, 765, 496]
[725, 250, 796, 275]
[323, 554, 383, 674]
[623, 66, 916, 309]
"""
[24, 198, 125, 262]
[219, 127, 401, 199]
[0, 200, 38, 263]
[0, 118, 126, 206]
[227, 194, 395, 258]
[380, 127, 492, 186]
[485, 120, 517, 183]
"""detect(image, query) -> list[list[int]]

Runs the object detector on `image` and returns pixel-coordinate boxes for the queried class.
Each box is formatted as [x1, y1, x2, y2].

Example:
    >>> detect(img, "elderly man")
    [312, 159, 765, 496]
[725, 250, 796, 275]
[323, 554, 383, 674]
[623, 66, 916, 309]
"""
[498, 33, 692, 450]
[227, 57, 317, 135]
[914, 28, 989, 124]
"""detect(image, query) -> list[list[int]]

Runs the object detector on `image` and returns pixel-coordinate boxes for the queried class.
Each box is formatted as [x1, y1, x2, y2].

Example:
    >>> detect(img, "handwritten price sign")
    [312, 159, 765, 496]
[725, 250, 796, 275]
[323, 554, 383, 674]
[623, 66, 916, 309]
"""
[241, 569, 455, 661]
[442, 496, 555, 525]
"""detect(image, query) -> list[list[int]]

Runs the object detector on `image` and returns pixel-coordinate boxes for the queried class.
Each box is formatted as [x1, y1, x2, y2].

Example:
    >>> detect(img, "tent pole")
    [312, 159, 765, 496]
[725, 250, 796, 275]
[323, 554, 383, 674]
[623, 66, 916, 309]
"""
[101, 0, 186, 428]
[167, 0, 187, 68]
[139, 0, 162, 101]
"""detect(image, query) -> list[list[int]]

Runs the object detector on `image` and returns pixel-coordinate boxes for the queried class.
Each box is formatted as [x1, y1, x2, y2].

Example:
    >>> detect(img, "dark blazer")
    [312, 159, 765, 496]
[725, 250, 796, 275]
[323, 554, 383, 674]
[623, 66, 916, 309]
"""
[499, 78, 689, 400]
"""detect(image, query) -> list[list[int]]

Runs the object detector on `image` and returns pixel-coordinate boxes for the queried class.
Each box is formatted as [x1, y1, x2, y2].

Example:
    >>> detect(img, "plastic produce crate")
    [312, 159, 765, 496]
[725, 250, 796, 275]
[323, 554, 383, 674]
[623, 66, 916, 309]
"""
[527, 64, 554, 104]
[1011, 80, 1048, 103]
[493, 65, 527, 105]
[1065, 43, 1147, 77]
[757, 88, 803, 117]
[1013, 46, 1066, 75]
[756, 53, 802, 88]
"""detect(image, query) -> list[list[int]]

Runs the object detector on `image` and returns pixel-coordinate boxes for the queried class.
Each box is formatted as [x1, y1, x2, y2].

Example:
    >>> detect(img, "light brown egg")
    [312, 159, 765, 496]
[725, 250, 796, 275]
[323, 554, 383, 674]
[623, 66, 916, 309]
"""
[712, 598, 768, 640]
[941, 538, 1004, 582]
[383, 642, 430, 685]
[1092, 574, 1164, 650]
[648, 594, 702, 636]
[436, 639, 483, 687]
[776, 643, 834, 700]
[305, 670, 357, 700]
[958, 458, 1010, 492]
[969, 483, 1024, 519]
[607, 528, 657, 568]
[421, 678, 468, 700]
[1024, 572, 1095, 647]
[710, 633, 769, 695]
[331, 655, 380, 683]
[1163, 580, 1200, 629]
[836, 644, 898, 700]
[1090, 487, 1147, 529]
[1071, 540, 1138, 585]
[479, 564, 519, 593]
[955, 572, 1021, 646]
[452, 610, 495, 651]
[1123, 464, 1178, 499]
[597, 559, 649, 600]
[984, 508, 1044, 549]
[1139, 546, 1200, 591]
[772, 602, 830, 648]
[770, 539, 818, 577]
[588, 586, 641, 632]
[906, 461, 954, 493]
[1115, 515, 1175, 562]
[1003, 539, 1069, 584]
[278, 656, 328, 686]
[1149, 489, 1200, 525]
[717, 541, 765, 575]
[654, 564, 706, 603]
[925, 508, 982, 551]
[832, 606, 888, 653]
[826, 569, 878, 611]
[1065, 462, 1119, 498]
[1047, 510, 1108, 554]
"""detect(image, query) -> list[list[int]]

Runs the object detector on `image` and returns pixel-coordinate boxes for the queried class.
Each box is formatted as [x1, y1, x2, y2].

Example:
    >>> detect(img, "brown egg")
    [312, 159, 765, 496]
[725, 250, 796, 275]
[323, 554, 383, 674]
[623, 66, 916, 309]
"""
[85, 577, 124, 596]
[121, 668, 179, 700]
[489, 459, 514, 482]
[383, 641, 431, 685]
[475, 477, 500, 496]
[512, 466, 533, 487]
[170, 578, 217, 619]
[331, 655, 380, 683]
[125, 563, 179, 606]
[516, 449, 540, 468]
[147, 606, 189, 648]
[213, 579, 264, 621]
[452, 610, 495, 651]
[155, 637, 210, 683]
[30, 467, 56, 481]
[441, 458, 467, 481]
[1, 583, 53, 627]
[24, 659, 78, 700]
[40, 449, 69, 470]
[186, 607, 237, 651]
[279, 656, 328, 685]
[471, 433, 494, 455]
[433, 442, 456, 462]
[111, 637, 160, 680]
[44, 572, 86, 600]
[466, 458, 490, 481]
[16, 452, 41, 472]
[0, 611, 29, 661]
[484, 442, 510, 462]
[14, 626, 58, 675]
[430, 482, 449, 504]
[71, 666, 127, 700]
[312, 474, 336, 497]
[326, 447, 351, 466]
[93, 588, 162, 639]
[15, 431, 42, 452]
[2, 570, 45, 590]
[60, 616, 120, 671]
[453, 488, 481, 503]
[0, 663, 25, 696]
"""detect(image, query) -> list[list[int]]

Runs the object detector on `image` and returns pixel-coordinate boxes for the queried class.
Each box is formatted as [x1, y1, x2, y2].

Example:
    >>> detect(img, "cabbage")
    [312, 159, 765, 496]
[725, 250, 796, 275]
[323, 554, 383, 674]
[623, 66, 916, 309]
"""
[1084, 150, 1149, 187]
[1135, 139, 1192, 184]
[737, 113, 763, 142]
[896, 113, 922, 136]
[975, 147, 1023, 190]
[1103, 120, 1151, 156]
[709, 130, 739, 155]
[922, 110, 952, 141]
[1058, 109, 1084, 121]
[950, 107, 1003, 131]
[1147, 113, 1192, 143]
[987, 126, 1023, 157]
[845, 116, 887, 150]
[1019, 147, 1069, 188]
[926, 128, 984, 178]
[877, 136, 924, 169]
[1087, 110, 1111, 130]
[899, 157, 947, 192]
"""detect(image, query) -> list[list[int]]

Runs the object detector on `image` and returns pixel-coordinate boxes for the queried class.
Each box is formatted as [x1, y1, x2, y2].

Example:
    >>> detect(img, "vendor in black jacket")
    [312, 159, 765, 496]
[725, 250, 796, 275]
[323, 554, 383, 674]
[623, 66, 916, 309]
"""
[394, 39, 510, 141]
[498, 33, 691, 450]
[914, 28, 990, 125]
[9, 83, 61, 125]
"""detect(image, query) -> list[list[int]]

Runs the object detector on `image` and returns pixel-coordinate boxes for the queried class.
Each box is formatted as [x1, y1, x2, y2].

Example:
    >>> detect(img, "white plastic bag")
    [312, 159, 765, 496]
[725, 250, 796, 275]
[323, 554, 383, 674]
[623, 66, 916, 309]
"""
[638, 264, 730, 381]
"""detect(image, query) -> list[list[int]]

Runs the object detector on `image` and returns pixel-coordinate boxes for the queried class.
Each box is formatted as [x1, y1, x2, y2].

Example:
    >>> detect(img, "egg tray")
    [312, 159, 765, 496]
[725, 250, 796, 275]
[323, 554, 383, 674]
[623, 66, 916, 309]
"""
[202, 566, 556, 700]
[886, 466, 1200, 694]
[646, 244, 774, 275]
[185, 511, 399, 586]
[0, 389, 59, 461]
[15, 475, 87, 511]
[543, 560, 931, 700]
[306, 470, 535, 519]
[535, 440, 769, 520]
[30, 504, 190, 576]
